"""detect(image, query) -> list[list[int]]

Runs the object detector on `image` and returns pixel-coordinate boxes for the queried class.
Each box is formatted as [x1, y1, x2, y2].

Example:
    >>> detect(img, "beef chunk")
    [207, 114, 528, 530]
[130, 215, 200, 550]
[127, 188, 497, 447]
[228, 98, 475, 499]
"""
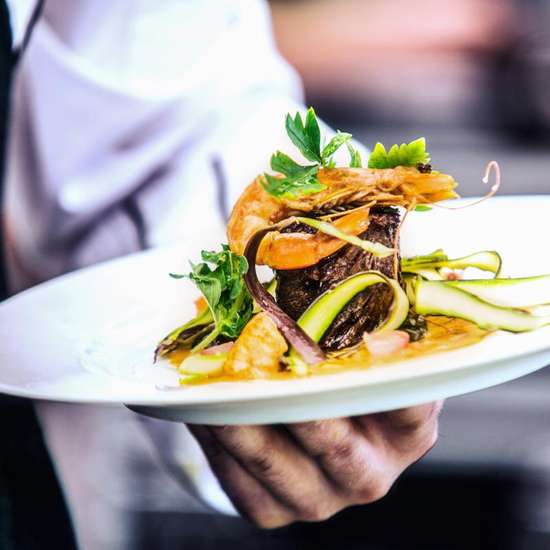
[275, 206, 401, 351]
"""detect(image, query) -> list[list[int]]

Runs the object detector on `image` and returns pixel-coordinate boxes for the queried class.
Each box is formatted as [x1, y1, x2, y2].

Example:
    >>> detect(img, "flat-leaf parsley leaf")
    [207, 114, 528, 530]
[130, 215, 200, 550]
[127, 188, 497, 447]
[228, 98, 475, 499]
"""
[368, 138, 430, 169]
[264, 108, 354, 198]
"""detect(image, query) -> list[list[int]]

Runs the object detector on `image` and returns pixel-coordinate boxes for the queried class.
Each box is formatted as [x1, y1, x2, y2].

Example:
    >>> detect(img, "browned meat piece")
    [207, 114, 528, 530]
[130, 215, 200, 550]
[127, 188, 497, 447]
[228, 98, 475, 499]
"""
[275, 206, 401, 351]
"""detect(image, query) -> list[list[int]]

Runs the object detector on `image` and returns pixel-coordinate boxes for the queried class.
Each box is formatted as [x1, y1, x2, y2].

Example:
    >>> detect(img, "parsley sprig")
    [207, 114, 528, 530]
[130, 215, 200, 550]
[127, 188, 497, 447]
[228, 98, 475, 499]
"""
[263, 108, 352, 199]
[367, 138, 430, 169]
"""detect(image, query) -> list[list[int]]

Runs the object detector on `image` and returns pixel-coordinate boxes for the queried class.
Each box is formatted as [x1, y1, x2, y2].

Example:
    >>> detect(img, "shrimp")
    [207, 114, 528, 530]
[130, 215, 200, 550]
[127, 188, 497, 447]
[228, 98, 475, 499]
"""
[227, 166, 458, 269]
[257, 207, 371, 270]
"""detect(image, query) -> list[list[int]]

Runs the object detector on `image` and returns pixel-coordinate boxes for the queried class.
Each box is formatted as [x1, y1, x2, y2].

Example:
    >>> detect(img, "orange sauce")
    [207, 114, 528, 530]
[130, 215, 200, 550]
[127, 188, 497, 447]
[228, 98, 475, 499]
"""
[169, 349, 192, 365]
[168, 317, 488, 384]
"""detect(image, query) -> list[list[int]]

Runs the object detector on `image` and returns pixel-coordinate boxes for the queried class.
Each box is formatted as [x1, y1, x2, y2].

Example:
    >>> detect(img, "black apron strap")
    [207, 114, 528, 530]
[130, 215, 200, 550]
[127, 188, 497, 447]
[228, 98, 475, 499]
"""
[0, 2, 77, 548]
[0, 0, 13, 299]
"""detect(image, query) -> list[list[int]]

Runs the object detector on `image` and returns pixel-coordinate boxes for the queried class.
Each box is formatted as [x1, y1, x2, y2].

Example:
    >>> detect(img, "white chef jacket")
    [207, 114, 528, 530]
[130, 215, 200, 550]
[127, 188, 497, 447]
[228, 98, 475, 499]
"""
[4, 2, 365, 549]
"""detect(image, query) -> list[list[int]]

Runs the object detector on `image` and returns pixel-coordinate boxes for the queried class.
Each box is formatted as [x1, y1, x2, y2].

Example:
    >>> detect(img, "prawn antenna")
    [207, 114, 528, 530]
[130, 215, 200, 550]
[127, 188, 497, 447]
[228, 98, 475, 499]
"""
[433, 160, 501, 210]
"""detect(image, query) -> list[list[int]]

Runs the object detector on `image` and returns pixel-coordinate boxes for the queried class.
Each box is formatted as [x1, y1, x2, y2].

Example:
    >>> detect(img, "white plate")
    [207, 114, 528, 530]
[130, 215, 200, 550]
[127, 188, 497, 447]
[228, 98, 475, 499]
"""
[1, 196, 550, 425]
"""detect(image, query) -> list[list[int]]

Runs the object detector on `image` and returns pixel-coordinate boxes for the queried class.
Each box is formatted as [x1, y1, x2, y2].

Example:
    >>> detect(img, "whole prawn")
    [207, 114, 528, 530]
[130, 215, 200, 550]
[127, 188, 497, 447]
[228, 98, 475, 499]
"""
[227, 166, 458, 270]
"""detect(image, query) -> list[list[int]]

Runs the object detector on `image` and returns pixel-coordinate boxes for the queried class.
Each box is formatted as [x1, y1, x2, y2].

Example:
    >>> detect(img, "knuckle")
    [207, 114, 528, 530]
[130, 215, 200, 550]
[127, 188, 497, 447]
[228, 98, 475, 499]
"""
[393, 402, 441, 434]
[408, 419, 439, 461]
[323, 440, 356, 465]
[293, 420, 330, 438]
[414, 402, 443, 431]
[354, 475, 392, 503]
[400, 414, 429, 434]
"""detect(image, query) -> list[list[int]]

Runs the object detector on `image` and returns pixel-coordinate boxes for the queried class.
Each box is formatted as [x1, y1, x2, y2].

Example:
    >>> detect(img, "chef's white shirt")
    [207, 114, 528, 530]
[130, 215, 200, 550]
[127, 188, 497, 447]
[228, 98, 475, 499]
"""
[3, 2, 365, 548]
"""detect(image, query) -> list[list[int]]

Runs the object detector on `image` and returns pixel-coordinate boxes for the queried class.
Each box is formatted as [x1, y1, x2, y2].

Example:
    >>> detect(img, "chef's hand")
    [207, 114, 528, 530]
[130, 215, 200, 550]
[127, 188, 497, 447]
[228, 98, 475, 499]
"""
[189, 401, 442, 528]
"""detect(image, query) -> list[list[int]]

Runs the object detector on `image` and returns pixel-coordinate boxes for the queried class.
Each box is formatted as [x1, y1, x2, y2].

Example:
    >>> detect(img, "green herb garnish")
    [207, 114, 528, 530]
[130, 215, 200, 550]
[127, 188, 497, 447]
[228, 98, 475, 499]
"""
[263, 109, 431, 198]
[367, 138, 430, 169]
[263, 152, 323, 199]
[321, 131, 353, 162]
[169, 245, 253, 352]
[285, 108, 323, 163]
[347, 143, 363, 168]
[263, 108, 352, 198]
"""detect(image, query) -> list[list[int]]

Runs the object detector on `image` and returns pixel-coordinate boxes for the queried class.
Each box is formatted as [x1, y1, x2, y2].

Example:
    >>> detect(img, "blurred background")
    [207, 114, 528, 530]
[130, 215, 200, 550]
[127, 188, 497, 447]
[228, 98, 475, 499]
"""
[270, 0, 550, 196]
[130, 1, 550, 549]
[6, 1, 550, 549]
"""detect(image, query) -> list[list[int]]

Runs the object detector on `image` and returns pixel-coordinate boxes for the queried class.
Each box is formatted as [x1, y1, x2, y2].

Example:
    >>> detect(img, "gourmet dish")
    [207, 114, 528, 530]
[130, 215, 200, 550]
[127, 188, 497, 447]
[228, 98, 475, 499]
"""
[156, 108, 550, 385]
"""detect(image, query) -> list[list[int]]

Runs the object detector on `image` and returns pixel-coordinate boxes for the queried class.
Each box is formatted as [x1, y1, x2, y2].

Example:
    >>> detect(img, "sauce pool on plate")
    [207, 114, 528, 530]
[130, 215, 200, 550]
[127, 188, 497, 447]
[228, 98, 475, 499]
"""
[167, 316, 489, 384]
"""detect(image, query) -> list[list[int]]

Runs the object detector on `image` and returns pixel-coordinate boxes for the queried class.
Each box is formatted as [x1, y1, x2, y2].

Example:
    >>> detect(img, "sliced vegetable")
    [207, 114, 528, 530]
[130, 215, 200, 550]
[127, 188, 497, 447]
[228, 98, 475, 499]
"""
[410, 268, 443, 281]
[178, 353, 227, 377]
[155, 307, 214, 360]
[293, 217, 395, 258]
[444, 274, 550, 308]
[403, 250, 502, 277]
[414, 279, 550, 332]
[179, 374, 205, 385]
[403, 249, 446, 266]
[288, 271, 409, 373]
[298, 272, 409, 340]
[404, 275, 418, 305]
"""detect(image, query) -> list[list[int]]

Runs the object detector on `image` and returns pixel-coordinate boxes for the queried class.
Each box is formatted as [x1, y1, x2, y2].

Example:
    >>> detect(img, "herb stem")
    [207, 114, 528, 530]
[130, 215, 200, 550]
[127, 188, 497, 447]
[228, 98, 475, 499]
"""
[192, 327, 221, 353]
